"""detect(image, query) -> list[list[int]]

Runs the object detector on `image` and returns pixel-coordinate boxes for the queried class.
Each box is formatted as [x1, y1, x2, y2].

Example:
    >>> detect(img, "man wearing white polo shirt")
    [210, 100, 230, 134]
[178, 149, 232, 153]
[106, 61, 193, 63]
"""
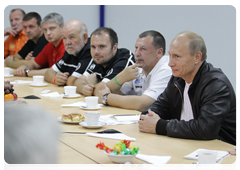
[97, 30, 172, 112]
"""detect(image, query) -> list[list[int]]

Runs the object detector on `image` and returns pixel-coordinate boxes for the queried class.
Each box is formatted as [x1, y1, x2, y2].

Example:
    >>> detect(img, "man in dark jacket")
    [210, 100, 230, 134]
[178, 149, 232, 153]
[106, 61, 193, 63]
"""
[139, 31, 236, 145]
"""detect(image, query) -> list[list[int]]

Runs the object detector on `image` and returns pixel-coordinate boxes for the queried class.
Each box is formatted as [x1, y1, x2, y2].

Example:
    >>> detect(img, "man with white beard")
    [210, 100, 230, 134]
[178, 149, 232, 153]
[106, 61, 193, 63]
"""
[44, 20, 91, 86]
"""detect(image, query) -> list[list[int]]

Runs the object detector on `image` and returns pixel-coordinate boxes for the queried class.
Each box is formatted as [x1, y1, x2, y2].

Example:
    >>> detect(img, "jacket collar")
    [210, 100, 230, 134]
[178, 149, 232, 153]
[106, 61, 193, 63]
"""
[175, 60, 208, 92]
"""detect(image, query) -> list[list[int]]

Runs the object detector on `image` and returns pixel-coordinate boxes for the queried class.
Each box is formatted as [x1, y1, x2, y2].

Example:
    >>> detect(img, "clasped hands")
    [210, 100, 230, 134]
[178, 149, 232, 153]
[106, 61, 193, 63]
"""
[138, 109, 160, 134]
[83, 73, 99, 96]
[54, 72, 69, 85]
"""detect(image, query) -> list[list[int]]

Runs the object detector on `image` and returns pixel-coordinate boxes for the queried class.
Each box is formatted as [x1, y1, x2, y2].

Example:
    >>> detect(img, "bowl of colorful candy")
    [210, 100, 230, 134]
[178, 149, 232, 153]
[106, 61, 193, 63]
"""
[96, 140, 139, 163]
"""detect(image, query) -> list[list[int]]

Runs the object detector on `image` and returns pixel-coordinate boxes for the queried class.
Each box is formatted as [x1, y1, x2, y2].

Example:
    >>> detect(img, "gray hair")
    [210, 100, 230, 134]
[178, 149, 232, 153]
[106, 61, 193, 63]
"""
[42, 12, 64, 27]
[177, 31, 207, 61]
[79, 23, 88, 39]
[4, 103, 60, 164]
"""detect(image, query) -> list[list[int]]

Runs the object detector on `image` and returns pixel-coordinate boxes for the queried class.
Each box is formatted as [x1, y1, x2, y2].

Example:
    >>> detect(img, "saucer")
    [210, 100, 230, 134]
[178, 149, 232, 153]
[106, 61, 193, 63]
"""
[191, 163, 224, 170]
[79, 104, 102, 110]
[57, 116, 84, 124]
[4, 74, 14, 78]
[29, 83, 48, 87]
[79, 121, 106, 129]
[63, 94, 81, 98]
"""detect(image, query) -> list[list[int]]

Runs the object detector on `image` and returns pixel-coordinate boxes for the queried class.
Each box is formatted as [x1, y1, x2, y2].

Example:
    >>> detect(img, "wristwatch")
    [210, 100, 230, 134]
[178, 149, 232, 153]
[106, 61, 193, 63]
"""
[102, 93, 110, 105]
[25, 69, 30, 77]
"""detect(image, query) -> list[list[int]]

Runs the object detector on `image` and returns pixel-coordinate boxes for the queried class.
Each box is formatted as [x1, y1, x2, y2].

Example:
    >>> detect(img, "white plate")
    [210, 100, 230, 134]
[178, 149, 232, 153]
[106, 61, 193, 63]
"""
[79, 104, 102, 110]
[63, 94, 81, 98]
[79, 121, 106, 128]
[191, 163, 224, 170]
[57, 116, 84, 124]
[29, 83, 48, 87]
[4, 74, 14, 77]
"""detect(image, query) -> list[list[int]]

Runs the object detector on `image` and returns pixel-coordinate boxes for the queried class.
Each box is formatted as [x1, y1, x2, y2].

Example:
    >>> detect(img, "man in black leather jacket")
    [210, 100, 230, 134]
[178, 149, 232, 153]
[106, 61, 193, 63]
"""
[139, 31, 236, 145]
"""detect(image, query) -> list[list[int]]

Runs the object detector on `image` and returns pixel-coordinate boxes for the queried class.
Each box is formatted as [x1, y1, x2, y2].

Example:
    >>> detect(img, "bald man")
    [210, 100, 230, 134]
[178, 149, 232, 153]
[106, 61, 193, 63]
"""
[44, 20, 92, 86]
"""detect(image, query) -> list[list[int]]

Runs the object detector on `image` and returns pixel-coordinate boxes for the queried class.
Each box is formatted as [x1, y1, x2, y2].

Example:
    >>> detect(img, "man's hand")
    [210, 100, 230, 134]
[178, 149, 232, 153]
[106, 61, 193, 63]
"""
[96, 83, 111, 103]
[4, 27, 17, 36]
[117, 63, 142, 83]
[14, 65, 28, 76]
[25, 51, 34, 61]
[87, 73, 98, 85]
[55, 72, 69, 85]
[138, 109, 160, 134]
[83, 84, 95, 96]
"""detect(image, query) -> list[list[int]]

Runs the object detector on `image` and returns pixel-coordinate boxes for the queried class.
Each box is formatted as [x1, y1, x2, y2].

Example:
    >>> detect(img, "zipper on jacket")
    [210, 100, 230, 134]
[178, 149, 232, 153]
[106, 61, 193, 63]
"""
[174, 82, 183, 99]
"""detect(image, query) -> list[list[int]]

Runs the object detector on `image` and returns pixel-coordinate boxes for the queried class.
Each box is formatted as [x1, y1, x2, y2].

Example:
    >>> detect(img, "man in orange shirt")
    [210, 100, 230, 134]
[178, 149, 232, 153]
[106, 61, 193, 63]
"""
[4, 8, 28, 59]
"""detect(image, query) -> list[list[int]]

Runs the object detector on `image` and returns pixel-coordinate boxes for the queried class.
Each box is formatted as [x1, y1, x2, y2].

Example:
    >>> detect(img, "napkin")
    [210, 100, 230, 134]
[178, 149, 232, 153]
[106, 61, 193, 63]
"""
[86, 132, 136, 141]
[61, 101, 84, 107]
[99, 115, 138, 125]
[184, 148, 230, 161]
[61, 101, 103, 107]
[11, 80, 33, 84]
[40, 92, 64, 98]
[136, 154, 171, 164]
[113, 115, 140, 122]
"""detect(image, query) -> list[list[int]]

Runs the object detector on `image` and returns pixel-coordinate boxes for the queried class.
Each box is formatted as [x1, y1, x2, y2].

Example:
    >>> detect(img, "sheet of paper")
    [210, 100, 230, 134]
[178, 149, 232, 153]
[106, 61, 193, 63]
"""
[114, 115, 140, 122]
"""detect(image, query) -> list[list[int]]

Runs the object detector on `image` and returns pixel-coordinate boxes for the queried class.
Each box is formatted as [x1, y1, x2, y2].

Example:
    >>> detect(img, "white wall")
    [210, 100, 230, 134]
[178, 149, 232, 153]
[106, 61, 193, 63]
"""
[4, 5, 236, 91]
[4, 5, 99, 40]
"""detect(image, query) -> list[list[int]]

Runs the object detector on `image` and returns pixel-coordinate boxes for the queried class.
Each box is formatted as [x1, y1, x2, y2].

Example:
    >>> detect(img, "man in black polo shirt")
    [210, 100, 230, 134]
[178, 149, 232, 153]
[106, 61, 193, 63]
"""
[73, 27, 135, 96]
[44, 20, 91, 86]
[5, 12, 48, 68]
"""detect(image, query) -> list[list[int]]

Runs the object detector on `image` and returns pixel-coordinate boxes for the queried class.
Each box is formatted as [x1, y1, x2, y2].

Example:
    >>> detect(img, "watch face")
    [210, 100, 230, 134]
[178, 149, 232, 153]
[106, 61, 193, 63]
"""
[102, 95, 106, 104]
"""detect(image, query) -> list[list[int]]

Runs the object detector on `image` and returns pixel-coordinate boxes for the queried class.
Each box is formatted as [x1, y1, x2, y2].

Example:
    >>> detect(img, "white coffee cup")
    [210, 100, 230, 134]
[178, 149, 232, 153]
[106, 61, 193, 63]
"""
[4, 67, 11, 76]
[64, 86, 77, 96]
[85, 111, 100, 126]
[85, 96, 99, 109]
[198, 150, 218, 164]
[33, 75, 44, 85]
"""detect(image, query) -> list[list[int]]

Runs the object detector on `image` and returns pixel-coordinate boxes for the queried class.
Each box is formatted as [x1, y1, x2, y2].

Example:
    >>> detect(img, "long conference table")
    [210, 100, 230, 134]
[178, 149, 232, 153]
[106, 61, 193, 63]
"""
[4, 74, 236, 166]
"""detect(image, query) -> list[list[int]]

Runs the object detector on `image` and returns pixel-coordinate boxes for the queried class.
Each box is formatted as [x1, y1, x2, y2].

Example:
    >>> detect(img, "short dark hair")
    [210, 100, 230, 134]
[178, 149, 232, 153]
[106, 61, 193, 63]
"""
[139, 30, 166, 55]
[23, 12, 42, 26]
[10, 8, 26, 17]
[90, 27, 118, 48]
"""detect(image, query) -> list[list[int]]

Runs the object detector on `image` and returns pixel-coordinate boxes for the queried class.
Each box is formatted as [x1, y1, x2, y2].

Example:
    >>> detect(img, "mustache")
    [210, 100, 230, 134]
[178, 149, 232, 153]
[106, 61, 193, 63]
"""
[66, 45, 74, 49]
[135, 57, 144, 61]
[94, 54, 103, 58]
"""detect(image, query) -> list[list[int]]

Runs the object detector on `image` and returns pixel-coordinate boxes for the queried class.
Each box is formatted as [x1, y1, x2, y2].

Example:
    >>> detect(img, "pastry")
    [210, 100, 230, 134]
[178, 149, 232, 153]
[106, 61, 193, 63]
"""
[61, 113, 85, 122]
[71, 113, 81, 122]
[61, 114, 72, 122]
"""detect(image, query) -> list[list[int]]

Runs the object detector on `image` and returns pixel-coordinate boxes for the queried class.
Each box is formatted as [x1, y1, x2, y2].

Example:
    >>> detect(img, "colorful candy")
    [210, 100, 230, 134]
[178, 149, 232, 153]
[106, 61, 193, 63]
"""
[96, 140, 139, 155]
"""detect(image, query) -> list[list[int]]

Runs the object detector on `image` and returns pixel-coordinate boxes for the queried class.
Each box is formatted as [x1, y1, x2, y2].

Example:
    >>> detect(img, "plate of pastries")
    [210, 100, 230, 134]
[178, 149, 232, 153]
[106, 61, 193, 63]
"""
[57, 113, 85, 124]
